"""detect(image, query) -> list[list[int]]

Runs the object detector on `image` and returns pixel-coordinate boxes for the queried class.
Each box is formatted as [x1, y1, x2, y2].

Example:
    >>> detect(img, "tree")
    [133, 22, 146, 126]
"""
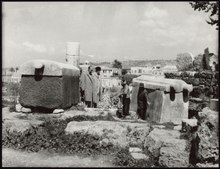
[15, 67, 19, 72]
[112, 59, 122, 69]
[10, 67, 15, 73]
[190, 1, 219, 30]
[121, 69, 128, 75]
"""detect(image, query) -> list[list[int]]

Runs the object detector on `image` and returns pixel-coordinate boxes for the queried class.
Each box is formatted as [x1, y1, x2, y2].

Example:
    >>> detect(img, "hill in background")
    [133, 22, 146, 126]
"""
[91, 59, 177, 68]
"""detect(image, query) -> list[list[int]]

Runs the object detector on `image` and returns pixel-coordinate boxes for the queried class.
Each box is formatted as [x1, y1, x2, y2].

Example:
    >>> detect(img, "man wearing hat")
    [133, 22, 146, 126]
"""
[92, 66, 102, 108]
[80, 65, 94, 107]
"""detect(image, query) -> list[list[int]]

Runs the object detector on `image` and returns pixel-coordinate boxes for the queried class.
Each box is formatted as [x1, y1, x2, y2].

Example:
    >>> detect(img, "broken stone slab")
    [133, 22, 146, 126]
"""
[130, 152, 149, 161]
[210, 99, 219, 111]
[151, 124, 166, 129]
[158, 138, 189, 167]
[197, 107, 219, 163]
[173, 125, 182, 131]
[3, 119, 44, 134]
[21, 107, 32, 113]
[127, 125, 151, 147]
[2, 107, 27, 121]
[144, 128, 181, 158]
[65, 121, 150, 148]
[159, 146, 189, 167]
[129, 147, 142, 153]
[15, 104, 22, 112]
[53, 109, 64, 114]
[182, 118, 198, 127]
[196, 163, 219, 168]
[189, 97, 203, 103]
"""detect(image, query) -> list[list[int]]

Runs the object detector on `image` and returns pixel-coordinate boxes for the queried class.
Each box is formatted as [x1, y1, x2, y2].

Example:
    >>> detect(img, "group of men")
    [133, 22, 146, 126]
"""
[118, 80, 149, 120]
[79, 65, 149, 120]
[79, 66, 102, 108]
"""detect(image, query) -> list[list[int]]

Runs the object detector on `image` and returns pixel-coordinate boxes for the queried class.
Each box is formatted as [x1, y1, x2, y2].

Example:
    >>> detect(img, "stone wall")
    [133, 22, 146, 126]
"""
[164, 71, 219, 99]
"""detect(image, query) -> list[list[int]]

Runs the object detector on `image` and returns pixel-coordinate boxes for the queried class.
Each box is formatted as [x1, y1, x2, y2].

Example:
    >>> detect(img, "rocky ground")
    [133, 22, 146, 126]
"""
[2, 91, 219, 167]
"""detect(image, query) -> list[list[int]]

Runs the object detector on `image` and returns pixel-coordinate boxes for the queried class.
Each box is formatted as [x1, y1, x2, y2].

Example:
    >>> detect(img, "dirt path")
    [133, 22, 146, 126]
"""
[2, 148, 115, 167]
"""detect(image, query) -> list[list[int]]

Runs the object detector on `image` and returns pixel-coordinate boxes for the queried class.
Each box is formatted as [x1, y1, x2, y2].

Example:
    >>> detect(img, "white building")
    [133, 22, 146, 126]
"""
[131, 67, 151, 75]
[101, 77, 121, 89]
[162, 65, 178, 73]
[101, 66, 121, 78]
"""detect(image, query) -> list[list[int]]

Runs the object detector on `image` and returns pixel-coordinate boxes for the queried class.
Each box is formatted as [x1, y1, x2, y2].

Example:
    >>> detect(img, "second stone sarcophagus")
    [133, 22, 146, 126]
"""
[19, 59, 80, 110]
[130, 75, 193, 124]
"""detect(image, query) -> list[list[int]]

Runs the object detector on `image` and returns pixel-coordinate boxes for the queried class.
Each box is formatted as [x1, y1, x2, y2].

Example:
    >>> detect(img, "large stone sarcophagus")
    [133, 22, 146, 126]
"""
[19, 59, 80, 110]
[130, 75, 193, 124]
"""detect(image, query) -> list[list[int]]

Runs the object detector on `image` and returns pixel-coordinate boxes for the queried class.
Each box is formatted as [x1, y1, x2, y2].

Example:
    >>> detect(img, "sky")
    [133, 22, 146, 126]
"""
[2, 2, 218, 68]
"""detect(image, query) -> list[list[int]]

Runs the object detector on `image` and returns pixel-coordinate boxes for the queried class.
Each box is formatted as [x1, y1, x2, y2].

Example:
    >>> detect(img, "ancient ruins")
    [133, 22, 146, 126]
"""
[2, 42, 219, 167]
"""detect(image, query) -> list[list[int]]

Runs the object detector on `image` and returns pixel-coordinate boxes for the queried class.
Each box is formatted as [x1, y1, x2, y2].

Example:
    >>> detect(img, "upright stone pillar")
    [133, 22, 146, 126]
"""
[66, 42, 80, 67]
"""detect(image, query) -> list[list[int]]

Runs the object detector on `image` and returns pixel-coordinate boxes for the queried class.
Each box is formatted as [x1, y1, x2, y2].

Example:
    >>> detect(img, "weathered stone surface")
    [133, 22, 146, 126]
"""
[197, 107, 219, 163]
[131, 153, 149, 160]
[173, 125, 182, 131]
[182, 118, 198, 127]
[65, 121, 150, 148]
[53, 109, 64, 114]
[2, 107, 44, 134]
[19, 59, 80, 110]
[210, 99, 219, 111]
[144, 128, 181, 158]
[19, 76, 79, 110]
[21, 107, 32, 113]
[158, 139, 189, 167]
[3, 119, 44, 134]
[2, 107, 27, 121]
[15, 104, 22, 112]
[151, 125, 165, 129]
[159, 146, 189, 167]
[126, 125, 151, 147]
[129, 147, 142, 153]
[196, 163, 219, 167]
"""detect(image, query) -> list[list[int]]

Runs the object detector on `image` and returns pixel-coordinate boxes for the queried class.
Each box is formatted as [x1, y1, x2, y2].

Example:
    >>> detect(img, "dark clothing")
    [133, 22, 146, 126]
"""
[80, 88, 85, 102]
[85, 101, 92, 108]
[120, 84, 130, 117]
[93, 103, 97, 108]
[137, 89, 148, 120]
[122, 96, 130, 116]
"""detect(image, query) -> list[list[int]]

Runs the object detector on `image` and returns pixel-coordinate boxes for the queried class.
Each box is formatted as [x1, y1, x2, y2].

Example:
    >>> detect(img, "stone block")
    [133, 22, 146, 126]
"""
[131, 152, 149, 160]
[174, 125, 182, 131]
[19, 59, 80, 110]
[53, 109, 64, 114]
[144, 128, 181, 158]
[65, 121, 150, 148]
[197, 107, 219, 162]
[15, 104, 22, 112]
[21, 107, 32, 113]
[159, 146, 189, 167]
[210, 99, 219, 111]
[131, 75, 193, 124]
[129, 147, 142, 153]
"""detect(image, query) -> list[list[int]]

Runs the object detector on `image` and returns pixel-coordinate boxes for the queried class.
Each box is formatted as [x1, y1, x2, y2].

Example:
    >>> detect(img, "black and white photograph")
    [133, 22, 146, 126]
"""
[2, 1, 219, 167]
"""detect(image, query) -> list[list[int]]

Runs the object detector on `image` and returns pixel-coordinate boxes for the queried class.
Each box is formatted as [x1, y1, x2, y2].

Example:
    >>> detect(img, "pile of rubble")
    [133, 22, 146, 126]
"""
[98, 91, 119, 109]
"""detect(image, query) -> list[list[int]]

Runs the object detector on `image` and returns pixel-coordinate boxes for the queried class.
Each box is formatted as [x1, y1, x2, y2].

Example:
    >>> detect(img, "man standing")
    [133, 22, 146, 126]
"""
[92, 66, 102, 108]
[137, 83, 149, 120]
[80, 66, 93, 107]
[119, 80, 130, 117]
